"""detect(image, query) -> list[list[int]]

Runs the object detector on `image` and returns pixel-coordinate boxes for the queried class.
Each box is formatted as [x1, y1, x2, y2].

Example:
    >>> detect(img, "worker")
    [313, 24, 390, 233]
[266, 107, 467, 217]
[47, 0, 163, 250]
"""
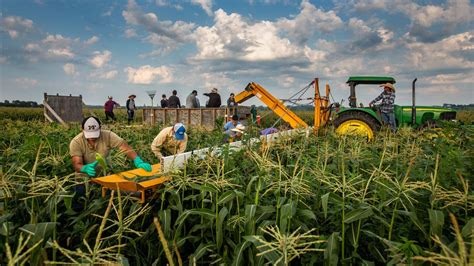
[223, 114, 241, 136]
[70, 116, 152, 177]
[227, 93, 238, 115]
[151, 123, 188, 161]
[168, 90, 181, 108]
[250, 105, 257, 123]
[224, 124, 245, 143]
[126, 94, 137, 124]
[104, 96, 120, 122]
[204, 88, 221, 108]
[186, 90, 199, 108]
[161, 94, 168, 108]
[369, 83, 396, 132]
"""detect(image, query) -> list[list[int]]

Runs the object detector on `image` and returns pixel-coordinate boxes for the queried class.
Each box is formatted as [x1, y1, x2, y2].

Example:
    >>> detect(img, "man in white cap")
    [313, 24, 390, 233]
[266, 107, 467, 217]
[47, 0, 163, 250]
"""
[151, 123, 188, 161]
[204, 88, 221, 108]
[369, 83, 396, 132]
[69, 116, 152, 177]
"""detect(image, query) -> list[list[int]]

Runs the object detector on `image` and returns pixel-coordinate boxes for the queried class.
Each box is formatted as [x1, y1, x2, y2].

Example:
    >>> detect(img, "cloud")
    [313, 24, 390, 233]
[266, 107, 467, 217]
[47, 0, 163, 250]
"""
[429, 73, 473, 84]
[84, 36, 99, 45]
[422, 85, 460, 94]
[63, 63, 77, 75]
[47, 48, 74, 58]
[89, 50, 112, 68]
[155, 0, 183, 10]
[193, 8, 327, 64]
[124, 28, 137, 38]
[347, 18, 394, 52]
[344, 0, 474, 43]
[405, 31, 474, 71]
[91, 70, 118, 79]
[42, 34, 78, 47]
[0, 16, 34, 39]
[276, 0, 343, 44]
[122, 0, 195, 53]
[191, 0, 213, 16]
[124, 65, 173, 84]
[123, 0, 194, 41]
[14, 77, 38, 87]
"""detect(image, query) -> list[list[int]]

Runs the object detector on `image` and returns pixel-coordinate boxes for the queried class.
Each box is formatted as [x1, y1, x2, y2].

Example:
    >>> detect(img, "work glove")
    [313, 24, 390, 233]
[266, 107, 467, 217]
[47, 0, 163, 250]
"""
[80, 161, 99, 177]
[134, 156, 152, 172]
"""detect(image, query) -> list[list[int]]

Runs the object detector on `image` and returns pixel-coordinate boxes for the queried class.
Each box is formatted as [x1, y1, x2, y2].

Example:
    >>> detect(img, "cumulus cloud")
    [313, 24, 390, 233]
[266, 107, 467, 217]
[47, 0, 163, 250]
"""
[14, 77, 38, 87]
[155, 0, 183, 10]
[84, 36, 99, 45]
[347, 18, 394, 52]
[89, 50, 112, 68]
[124, 65, 173, 84]
[47, 48, 74, 58]
[0, 16, 34, 39]
[63, 63, 77, 75]
[405, 31, 474, 71]
[122, 0, 195, 53]
[193, 8, 327, 65]
[276, 0, 343, 45]
[91, 70, 118, 79]
[124, 28, 137, 38]
[344, 0, 474, 43]
[123, 0, 194, 41]
[42, 34, 77, 47]
[191, 0, 213, 16]
[429, 73, 473, 84]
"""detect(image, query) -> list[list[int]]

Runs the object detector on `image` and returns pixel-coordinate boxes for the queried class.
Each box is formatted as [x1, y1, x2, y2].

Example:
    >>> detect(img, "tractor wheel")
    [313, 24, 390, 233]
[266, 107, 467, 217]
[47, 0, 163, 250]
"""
[418, 120, 438, 130]
[334, 111, 381, 140]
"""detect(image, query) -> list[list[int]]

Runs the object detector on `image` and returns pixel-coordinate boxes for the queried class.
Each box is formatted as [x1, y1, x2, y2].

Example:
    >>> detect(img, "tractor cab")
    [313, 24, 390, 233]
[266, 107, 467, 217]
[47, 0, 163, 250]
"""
[346, 76, 396, 108]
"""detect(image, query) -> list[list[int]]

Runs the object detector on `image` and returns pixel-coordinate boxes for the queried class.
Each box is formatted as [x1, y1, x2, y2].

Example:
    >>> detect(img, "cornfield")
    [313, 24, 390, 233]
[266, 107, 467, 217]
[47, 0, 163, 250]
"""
[0, 108, 473, 265]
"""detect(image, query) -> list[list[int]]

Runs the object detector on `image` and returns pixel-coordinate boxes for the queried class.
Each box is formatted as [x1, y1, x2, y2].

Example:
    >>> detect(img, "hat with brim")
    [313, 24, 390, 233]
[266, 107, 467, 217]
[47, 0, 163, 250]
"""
[380, 83, 395, 92]
[83, 117, 101, 139]
[231, 124, 245, 134]
[129, 94, 136, 98]
[174, 123, 186, 140]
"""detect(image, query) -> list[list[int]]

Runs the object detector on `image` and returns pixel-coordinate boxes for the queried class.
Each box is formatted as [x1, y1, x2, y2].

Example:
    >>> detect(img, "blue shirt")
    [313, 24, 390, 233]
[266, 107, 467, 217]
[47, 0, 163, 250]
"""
[224, 121, 241, 136]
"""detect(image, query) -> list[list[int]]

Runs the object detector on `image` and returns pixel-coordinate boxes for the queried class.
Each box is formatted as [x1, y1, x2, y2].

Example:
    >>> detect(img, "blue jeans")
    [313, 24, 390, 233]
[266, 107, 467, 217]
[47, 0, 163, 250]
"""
[381, 112, 397, 132]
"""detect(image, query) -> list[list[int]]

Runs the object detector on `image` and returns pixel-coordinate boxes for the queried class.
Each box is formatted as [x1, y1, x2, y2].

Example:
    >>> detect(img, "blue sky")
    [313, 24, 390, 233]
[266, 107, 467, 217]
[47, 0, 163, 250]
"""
[1, 0, 473, 107]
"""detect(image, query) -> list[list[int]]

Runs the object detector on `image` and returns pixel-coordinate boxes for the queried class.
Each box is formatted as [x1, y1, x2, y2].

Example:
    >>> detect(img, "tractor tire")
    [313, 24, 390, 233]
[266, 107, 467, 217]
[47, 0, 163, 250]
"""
[334, 111, 381, 140]
[418, 120, 438, 130]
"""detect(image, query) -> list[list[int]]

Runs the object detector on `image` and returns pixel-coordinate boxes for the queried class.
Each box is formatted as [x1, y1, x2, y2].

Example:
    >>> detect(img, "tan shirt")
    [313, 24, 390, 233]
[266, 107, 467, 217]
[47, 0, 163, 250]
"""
[69, 130, 125, 164]
[151, 126, 187, 159]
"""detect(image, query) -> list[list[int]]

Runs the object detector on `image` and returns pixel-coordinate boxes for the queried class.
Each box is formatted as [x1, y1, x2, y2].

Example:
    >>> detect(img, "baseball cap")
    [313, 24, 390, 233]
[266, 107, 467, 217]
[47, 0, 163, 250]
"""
[174, 123, 186, 140]
[83, 117, 101, 139]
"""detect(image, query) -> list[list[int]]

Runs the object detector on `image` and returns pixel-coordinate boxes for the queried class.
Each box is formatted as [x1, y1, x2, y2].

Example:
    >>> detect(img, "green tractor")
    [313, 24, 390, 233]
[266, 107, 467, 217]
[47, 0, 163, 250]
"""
[333, 76, 457, 139]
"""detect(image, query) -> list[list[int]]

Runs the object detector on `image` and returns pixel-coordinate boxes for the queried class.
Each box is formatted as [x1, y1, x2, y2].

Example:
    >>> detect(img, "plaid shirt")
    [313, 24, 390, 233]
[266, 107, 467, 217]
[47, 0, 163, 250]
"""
[370, 91, 395, 113]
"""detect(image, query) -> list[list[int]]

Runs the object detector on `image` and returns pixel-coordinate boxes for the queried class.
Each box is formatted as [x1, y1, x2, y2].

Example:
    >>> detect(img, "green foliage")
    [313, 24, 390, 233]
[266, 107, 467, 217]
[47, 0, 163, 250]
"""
[0, 111, 473, 265]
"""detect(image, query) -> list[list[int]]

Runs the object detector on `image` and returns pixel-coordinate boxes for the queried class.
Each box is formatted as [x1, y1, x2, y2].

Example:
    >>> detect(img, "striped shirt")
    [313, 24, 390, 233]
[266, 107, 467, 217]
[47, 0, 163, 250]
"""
[370, 91, 395, 113]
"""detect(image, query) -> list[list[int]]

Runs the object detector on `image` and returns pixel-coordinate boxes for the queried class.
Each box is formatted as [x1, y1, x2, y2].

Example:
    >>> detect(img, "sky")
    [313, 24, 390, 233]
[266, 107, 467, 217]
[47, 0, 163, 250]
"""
[1, 0, 473, 107]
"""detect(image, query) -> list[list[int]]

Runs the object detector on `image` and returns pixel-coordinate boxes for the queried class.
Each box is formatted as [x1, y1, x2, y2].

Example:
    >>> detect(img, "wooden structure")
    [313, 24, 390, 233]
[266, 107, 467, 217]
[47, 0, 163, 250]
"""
[43, 93, 83, 126]
[91, 164, 169, 203]
[142, 106, 251, 129]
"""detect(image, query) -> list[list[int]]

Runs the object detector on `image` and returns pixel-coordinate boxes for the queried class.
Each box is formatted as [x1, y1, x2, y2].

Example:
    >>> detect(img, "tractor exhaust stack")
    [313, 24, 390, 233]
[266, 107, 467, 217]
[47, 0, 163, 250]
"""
[412, 78, 417, 125]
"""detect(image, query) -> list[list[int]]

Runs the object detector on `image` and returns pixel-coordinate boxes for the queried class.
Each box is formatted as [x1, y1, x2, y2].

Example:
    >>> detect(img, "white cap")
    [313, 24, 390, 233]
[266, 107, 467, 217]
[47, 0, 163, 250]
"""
[83, 117, 101, 139]
[231, 124, 245, 133]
